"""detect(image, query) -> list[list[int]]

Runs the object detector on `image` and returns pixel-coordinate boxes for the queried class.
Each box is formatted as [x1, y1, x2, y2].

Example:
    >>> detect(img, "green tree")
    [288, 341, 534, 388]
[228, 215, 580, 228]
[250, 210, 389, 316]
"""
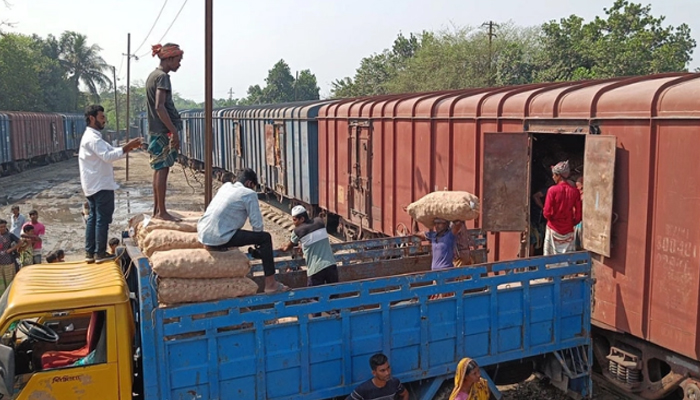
[241, 61, 321, 105]
[262, 59, 295, 103]
[385, 25, 540, 93]
[331, 32, 425, 98]
[58, 31, 111, 109]
[31, 34, 76, 111]
[0, 34, 43, 110]
[241, 84, 264, 105]
[294, 69, 320, 101]
[536, 0, 696, 81]
[213, 98, 240, 108]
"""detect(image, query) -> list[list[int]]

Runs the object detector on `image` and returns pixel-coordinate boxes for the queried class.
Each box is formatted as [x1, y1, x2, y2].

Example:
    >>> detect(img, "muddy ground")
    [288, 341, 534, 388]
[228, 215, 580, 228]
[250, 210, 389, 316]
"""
[0, 151, 628, 399]
[0, 151, 292, 261]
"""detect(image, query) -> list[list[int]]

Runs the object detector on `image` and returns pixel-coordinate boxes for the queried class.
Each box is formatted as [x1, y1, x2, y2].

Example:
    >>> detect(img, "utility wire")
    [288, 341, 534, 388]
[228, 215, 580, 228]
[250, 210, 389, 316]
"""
[133, 0, 169, 55]
[116, 54, 125, 80]
[138, 0, 189, 59]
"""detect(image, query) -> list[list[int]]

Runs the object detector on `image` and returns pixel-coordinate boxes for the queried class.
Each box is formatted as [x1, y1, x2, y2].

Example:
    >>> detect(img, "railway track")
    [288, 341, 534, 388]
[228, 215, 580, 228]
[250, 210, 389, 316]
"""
[591, 373, 647, 400]
[258, 200, 343, 244]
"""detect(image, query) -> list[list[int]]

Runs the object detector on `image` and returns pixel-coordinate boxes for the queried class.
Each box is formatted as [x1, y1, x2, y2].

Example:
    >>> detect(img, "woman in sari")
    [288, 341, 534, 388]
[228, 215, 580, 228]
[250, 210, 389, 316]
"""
[449, 358, 490, 400]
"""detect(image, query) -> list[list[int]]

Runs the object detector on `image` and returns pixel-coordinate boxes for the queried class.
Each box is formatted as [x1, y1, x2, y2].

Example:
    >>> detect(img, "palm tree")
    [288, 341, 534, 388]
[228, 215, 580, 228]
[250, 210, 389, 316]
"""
[58, 31, 111, 110]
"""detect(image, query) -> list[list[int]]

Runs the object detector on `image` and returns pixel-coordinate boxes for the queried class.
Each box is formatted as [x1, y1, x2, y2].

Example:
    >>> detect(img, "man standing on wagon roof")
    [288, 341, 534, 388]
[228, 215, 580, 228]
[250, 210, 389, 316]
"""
[146, 43, 184, 222]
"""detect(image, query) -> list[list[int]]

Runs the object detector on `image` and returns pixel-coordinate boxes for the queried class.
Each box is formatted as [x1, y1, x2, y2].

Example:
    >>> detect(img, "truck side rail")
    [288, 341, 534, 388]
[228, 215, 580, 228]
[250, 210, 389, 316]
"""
[126, 241, 591, 400]
[248, 229, 488, 273]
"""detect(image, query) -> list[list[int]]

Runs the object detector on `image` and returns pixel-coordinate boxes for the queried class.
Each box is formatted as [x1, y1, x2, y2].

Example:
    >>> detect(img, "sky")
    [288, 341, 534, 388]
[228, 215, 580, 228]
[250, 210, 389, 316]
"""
[4, 0, 700, 102]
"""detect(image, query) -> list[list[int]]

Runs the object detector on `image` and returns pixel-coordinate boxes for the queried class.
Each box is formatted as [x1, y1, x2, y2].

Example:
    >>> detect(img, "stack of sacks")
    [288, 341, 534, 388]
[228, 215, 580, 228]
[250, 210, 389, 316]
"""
[129, 211, 259, 305]
[129, 211, 200, 247]
[152, 249, 258, 305]
[407, 191, 480, 229]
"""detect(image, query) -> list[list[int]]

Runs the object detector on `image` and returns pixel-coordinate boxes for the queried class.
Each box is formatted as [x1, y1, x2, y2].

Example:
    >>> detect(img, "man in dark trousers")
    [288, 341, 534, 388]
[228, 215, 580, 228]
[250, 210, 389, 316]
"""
[197, 168, 288, 294]
[79, 105, 142, 263]
[146, 43, 184, 222]
[346, 353, 409, 400]
[279, 205, 338, 286]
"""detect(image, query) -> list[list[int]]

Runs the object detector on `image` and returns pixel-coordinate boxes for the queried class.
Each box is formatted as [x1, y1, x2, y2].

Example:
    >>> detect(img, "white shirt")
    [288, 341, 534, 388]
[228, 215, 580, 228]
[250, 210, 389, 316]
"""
[197, 182, 264, 246]
[78, 127, 125, 197]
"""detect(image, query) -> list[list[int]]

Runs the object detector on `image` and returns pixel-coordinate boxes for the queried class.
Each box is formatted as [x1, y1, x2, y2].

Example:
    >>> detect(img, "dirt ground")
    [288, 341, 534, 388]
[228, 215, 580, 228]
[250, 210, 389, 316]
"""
[0, 151, 629, 399]
[0, 151, 292, 261]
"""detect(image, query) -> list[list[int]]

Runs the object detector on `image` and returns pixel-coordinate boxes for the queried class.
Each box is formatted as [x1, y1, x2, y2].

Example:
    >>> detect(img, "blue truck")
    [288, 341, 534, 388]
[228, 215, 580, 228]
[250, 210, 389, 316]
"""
[0, 234, 592, 399]
[125, 234, 593, 400]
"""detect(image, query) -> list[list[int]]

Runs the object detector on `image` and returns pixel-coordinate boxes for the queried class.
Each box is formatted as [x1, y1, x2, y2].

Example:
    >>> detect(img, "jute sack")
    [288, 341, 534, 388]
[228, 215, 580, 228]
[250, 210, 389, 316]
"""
[141, 219, 198, 235]
[130, 211, 202, 238]
[141, 230, 204, 257]
[158, 277, 259, 304]
[151, 248, 250, 279]
[407, 191, 480, 229]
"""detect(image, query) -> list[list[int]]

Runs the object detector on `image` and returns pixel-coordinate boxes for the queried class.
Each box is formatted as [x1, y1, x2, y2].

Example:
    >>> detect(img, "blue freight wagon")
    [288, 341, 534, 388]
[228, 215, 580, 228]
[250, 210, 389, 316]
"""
[60, 112, 86, 156]
[224, 100, 328, 207]
[125, 235, 594, 400]
[0, 113, 12, 172]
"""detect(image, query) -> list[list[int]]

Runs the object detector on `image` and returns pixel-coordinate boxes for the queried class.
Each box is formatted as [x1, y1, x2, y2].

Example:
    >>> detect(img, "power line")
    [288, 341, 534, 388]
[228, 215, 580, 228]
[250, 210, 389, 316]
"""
[133, 0, 169, 55]
[138, 0, 189, 59]
[116, 54, 125, 80]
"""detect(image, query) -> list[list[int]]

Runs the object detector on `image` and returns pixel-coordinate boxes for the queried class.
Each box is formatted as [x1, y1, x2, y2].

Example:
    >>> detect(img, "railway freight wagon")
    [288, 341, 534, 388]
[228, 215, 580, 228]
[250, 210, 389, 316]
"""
[179, 109, 207, 169]
[318, 72, 700, 400]
[226, 100, 331, 208]
[61, 112, 87, 155]
[0, 113, 13, 172]
[4, 111, 66, 170]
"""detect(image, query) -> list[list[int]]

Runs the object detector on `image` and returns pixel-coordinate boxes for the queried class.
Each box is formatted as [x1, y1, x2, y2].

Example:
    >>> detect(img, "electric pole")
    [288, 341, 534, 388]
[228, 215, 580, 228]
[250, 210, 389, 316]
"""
[112, 66, 120, 147]
[228, 87, 234, 101]
[481, 21, 499, 86]
[124, 33, 132, 181]
[204, 0, 213, 206]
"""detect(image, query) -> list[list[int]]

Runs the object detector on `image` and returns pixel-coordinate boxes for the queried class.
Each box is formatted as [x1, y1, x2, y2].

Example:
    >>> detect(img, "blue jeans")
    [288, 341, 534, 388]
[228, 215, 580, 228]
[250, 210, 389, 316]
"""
[85, 190, 115, 255]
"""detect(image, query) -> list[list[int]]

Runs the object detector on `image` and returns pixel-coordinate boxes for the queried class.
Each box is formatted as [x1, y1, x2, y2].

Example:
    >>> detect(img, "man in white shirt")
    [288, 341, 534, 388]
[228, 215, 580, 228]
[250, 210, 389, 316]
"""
[79, 105, 141, 264]
[197, 169, 288, 294]
[9, 206, 25, 238]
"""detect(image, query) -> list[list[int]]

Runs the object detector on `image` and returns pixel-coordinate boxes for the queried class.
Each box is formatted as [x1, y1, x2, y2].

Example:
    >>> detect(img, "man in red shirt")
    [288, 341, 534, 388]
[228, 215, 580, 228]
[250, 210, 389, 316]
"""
[542, 161, 582, 255]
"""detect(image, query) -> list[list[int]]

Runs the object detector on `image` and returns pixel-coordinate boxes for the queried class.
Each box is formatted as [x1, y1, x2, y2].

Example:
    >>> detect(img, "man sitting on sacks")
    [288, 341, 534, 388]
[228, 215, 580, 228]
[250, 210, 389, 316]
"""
[197, 169, 289, 294]
[279, 205, 338, 287]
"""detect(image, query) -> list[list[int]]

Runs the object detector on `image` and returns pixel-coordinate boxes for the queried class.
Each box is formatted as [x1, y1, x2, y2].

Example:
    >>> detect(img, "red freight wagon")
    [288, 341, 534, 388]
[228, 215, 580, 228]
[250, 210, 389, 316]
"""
[5, 112, 66, 168]
[318, 72, 700, 399]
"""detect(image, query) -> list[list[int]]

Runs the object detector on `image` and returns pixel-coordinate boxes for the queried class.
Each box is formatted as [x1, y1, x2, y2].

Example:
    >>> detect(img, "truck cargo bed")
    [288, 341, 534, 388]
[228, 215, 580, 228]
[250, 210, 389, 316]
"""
[125, 238, 593, 400]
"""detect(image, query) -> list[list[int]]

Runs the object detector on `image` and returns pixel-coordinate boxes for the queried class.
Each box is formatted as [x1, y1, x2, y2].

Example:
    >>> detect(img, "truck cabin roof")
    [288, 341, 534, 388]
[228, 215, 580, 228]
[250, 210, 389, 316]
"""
[0, 261, 129, 321]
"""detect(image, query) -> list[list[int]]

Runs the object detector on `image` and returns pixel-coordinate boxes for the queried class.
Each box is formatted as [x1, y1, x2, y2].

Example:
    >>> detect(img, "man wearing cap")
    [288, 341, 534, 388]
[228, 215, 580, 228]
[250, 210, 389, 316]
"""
[542, 160, 582, 255]
[197, 168, 288, 294]
[146, 42, 184, 222]
[279, 206, 338, 287]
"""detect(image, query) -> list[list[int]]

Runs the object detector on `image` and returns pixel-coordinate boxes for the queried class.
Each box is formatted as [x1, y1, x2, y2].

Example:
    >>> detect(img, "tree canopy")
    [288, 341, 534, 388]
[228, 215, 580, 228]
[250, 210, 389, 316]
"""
[331, 0, 696, 98]
[239, 59, 321, 105]
[0, 31, 110, 112]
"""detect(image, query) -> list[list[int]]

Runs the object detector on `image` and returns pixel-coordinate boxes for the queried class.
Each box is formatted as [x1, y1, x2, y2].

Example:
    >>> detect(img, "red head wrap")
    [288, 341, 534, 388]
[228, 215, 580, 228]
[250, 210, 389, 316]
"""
[151, 43, 184, 59]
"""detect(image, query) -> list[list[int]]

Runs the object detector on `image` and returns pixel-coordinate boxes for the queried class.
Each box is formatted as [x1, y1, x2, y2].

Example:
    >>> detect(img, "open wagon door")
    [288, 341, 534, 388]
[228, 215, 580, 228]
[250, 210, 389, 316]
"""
[582, 135, 616, 257]
[482, 132, 531, 232]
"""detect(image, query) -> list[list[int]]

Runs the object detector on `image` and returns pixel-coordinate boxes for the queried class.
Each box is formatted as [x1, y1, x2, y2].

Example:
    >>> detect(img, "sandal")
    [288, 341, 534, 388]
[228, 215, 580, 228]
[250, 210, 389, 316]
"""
[265, 282, 291, 294]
